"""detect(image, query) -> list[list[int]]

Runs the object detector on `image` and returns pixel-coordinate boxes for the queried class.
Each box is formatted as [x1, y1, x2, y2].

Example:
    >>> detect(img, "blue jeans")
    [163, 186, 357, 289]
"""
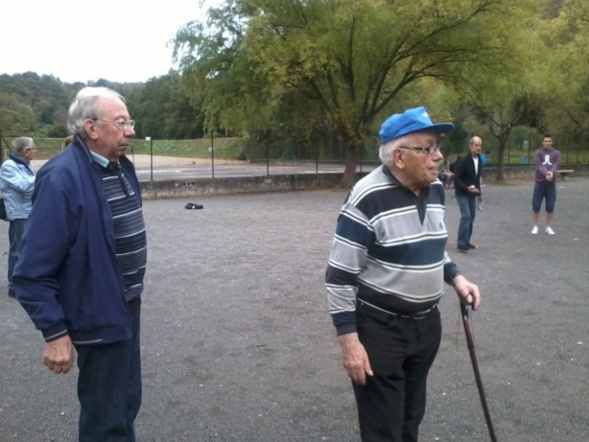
[8, 219, 27, 289]
[456, 195, 476, 249]
[76, 299, 142, 442]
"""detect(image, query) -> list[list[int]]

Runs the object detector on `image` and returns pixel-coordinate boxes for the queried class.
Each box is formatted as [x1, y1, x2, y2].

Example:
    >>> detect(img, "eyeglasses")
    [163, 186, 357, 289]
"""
[92, 119, 136, 131]
[399, 145, 441, 155]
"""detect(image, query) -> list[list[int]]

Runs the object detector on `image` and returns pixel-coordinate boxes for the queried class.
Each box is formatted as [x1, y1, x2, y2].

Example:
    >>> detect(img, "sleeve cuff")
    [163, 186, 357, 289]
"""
[42, 325, 68, 343]
[444, 261, 460, 284]
[335, 322, 357, 336]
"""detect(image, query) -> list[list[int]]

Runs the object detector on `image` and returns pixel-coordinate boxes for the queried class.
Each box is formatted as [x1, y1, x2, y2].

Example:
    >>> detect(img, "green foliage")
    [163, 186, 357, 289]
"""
[7, 0, 589, 177]
[174, 0, 547, 185]
[0, 73, 74, 136]
[127, 73, 205, 139]
[0, 73, 203, 141]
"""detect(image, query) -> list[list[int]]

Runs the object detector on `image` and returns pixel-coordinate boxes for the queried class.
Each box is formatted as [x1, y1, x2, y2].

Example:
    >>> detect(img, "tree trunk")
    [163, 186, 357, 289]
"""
[495, 138, 505, 181]
[341, 143, 359, 189]
[493, 133, 510, 181]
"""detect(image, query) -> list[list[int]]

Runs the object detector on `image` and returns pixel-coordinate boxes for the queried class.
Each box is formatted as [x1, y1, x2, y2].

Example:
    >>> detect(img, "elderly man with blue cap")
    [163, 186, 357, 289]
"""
[325, 106, 482, 441]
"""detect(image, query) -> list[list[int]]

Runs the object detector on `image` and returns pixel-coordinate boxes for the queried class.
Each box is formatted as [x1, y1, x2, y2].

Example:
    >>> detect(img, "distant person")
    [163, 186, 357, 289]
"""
[325, 106, 482, 441]
[481, 150, 491, 166]
[448, 154, 461, 174]
[531, 134, 560, 235]
[13, 86, 146, 441]
[438, 155, 454, 188]
[479, 150, 491, 188]
[64, 134, 74, 148]
[454, 136, 483, 253]
[0, 137, 36, 298]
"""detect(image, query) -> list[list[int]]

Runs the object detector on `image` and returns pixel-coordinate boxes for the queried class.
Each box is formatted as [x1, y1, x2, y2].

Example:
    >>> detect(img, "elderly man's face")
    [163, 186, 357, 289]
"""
[396, 131, 443, 191]
[86, 97, 135, 161]
[470, 137, 483, 155]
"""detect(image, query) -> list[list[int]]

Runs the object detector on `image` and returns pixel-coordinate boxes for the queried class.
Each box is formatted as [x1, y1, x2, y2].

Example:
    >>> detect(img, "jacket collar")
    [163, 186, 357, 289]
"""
[8, 153, 34, 174]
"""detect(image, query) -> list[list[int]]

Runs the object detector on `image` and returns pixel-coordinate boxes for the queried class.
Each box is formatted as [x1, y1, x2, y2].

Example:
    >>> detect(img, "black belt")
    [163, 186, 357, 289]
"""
[357, 299, 438, 320]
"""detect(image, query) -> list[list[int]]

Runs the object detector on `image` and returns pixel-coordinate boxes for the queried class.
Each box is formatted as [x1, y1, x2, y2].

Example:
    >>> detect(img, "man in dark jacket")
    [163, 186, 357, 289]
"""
[13, 87, 147, 441]
[454, 136, 483, 253]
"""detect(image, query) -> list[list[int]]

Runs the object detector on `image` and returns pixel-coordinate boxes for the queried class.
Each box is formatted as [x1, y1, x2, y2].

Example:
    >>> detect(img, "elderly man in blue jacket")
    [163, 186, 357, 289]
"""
[13, 87, 147, 442]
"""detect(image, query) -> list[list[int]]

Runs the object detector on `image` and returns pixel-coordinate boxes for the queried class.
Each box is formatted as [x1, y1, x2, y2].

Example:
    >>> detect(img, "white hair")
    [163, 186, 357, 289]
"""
[67, 87, 126, 137]
[378, 135, 410, 167]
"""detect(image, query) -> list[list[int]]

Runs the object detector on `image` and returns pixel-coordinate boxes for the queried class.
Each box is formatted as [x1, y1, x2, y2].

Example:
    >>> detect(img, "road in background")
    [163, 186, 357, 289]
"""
[32, 155, 379, 181]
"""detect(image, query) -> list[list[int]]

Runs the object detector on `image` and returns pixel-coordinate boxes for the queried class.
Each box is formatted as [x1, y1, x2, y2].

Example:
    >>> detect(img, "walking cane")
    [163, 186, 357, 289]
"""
[460, 303, 498, 442]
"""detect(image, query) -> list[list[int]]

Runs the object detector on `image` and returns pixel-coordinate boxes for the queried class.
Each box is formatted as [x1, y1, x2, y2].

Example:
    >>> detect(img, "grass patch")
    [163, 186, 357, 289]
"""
[4, 137, 244, 161]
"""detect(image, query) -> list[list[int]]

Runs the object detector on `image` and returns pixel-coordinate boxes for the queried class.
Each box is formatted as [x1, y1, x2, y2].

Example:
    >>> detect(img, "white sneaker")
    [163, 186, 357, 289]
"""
[545, 227, 555, 235]
[531, 226, 538, 235]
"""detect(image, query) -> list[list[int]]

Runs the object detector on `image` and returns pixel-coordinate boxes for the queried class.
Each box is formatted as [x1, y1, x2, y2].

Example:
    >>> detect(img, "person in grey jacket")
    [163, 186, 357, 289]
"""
[0, 137, 36, 298]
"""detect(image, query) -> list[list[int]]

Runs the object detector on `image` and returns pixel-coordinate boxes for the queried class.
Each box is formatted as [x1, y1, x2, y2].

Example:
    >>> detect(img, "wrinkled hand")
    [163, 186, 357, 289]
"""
[43, 335, 74, 374]
[338, 333, 373, 385]
[452, 275, 482, 310]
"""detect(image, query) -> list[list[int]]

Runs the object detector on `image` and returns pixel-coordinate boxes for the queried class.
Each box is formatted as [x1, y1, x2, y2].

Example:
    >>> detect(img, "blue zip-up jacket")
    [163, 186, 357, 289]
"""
[0, 154, 35, 220]
[13, 139, 142, 344]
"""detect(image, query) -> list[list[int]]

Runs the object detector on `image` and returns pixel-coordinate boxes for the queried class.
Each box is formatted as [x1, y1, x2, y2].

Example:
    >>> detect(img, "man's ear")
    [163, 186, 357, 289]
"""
[392, 148, 405, 169]
[84, 120, 99, 140]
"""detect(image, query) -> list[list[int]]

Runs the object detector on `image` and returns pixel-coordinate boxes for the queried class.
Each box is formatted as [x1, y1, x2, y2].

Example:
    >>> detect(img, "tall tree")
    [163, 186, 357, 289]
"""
[127, 73, 205, 139]
[536, 0, 589, 154]
[442, 0, 550, 180]
[175, 0, 540, 186]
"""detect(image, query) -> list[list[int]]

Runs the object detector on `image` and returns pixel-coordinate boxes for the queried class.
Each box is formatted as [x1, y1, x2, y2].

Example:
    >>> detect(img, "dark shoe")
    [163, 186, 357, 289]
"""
[456, 244, 470, 253]
[8, 289, 16, 298]
[185, 203, 204, 210]
[467, 243, 480, 250]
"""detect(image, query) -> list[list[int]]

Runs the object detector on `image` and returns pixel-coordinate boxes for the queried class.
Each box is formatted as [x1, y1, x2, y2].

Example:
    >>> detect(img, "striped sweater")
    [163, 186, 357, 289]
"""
[97, 159, 147, 302]
[325, 165, 459, 335]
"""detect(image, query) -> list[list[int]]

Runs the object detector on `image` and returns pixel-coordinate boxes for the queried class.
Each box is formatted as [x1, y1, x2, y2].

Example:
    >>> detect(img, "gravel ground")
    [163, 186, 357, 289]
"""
[0, 177, 588, 441]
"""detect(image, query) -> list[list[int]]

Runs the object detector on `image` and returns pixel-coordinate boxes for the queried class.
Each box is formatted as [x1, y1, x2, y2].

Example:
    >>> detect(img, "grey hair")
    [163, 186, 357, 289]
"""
[378, 135, 410, 168]
[11, 137, 34, 155]
[67, 87, 126, 137]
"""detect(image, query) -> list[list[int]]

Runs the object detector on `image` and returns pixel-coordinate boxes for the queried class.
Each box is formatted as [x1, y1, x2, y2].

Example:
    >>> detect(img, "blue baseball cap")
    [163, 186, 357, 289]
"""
[379, 106, 454, 144]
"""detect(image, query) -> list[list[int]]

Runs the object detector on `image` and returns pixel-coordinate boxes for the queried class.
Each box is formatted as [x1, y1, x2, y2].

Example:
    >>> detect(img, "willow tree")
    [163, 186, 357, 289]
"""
[175, 0, 539, 187]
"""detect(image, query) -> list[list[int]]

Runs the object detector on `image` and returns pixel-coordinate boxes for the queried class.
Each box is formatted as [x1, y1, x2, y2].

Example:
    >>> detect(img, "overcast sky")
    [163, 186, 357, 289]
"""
[0, 0, 217, 84]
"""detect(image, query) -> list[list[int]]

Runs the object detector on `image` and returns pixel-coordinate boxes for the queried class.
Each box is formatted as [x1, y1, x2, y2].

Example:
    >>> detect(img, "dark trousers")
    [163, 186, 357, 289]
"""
[8, 219, 27, 288]
[532, 182, 556, 213]
[353, 303, 442, 442]
[75, 301, 142, 442]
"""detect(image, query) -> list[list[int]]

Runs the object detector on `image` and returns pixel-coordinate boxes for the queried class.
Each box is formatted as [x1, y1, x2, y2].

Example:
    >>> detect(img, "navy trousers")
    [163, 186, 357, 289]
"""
[75, 300, 142, 442]
[353, 302, 442, 442]
[8, 219, 27, 289]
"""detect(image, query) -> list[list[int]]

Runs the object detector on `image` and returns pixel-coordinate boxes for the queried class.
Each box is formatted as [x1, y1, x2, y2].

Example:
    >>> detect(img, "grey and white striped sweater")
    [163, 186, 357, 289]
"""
[325, 165, 459, 335]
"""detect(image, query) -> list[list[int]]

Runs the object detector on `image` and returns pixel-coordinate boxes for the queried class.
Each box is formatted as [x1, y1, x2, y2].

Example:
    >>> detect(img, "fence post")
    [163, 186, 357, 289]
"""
[211, 131, 215, 179]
